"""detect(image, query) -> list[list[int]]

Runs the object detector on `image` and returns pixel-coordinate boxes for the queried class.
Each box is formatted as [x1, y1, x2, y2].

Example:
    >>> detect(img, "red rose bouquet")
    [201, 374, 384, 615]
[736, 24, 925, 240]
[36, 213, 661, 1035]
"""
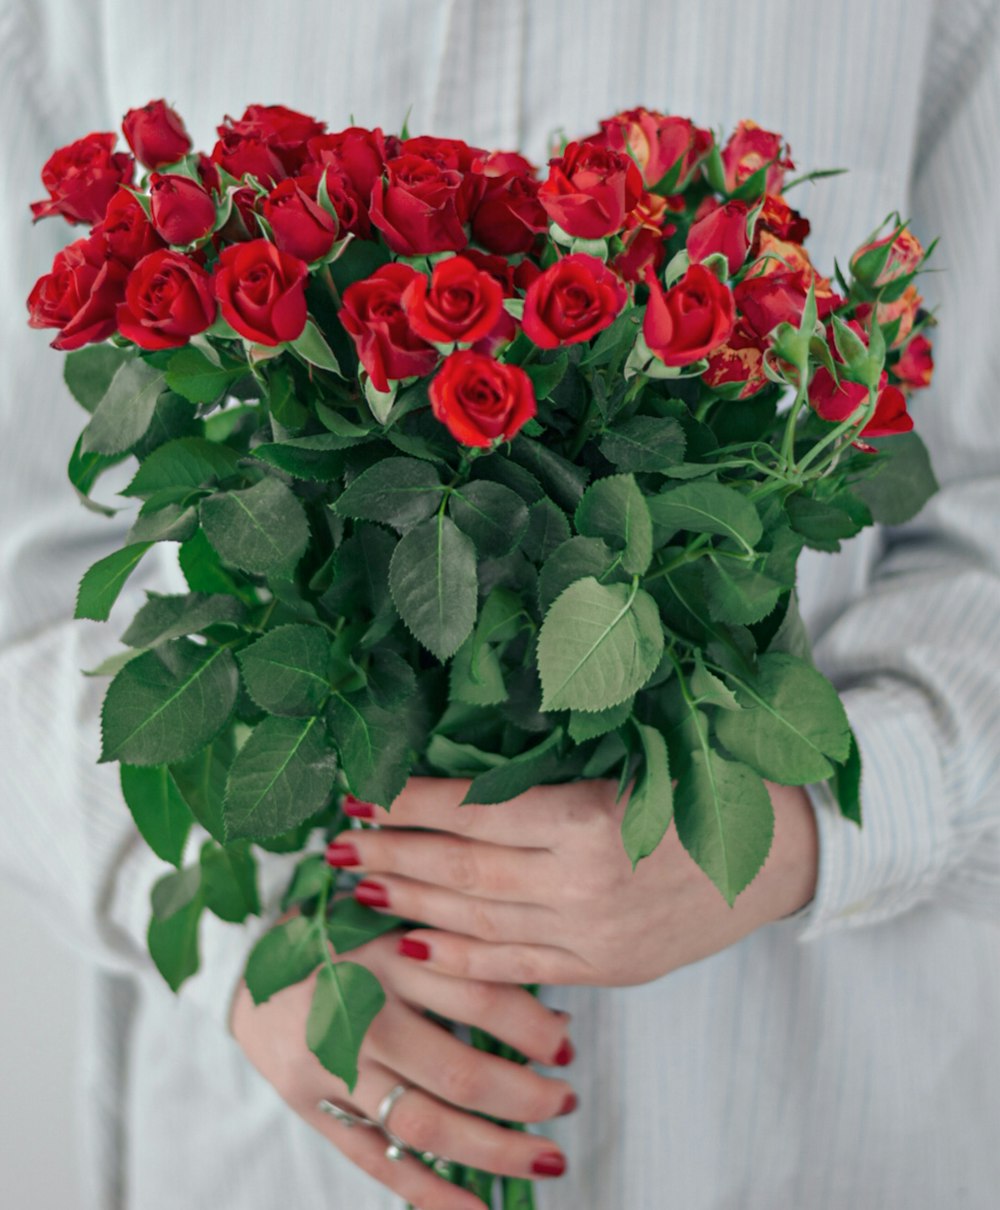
[27, 101, 938, 1208]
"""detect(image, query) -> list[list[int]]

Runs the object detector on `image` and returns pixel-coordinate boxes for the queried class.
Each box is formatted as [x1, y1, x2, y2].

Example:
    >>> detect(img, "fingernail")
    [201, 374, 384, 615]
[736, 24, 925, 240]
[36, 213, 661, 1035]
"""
[552, 1038, 575, 1067]
[343, 795, 374, 819]
[558, 1091, 578, 1116]
[531, 1152, 567, 1177]
[354, 880, 390, 909]
[398, 938, 430, 961]
[325, 842, 361, 867]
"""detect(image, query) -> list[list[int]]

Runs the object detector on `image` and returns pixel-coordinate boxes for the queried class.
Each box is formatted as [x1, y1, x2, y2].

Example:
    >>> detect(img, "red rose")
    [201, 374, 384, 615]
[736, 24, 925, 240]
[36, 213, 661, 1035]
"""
[306, 126, 394, 204]
[598, 109, 712, 189]
[401, 256, 504, 345]
[809, 367, 912, 439]
[460, 248, 518, 295]
[340, 263, 439, 391]
[539, 140, 643, 238]
[522, 253, 627, 349]
[470, 309, 518, 357]
[149, 174, 218, 245]
[211, 129, 286, 184]
[734, 270, 807, 338]
[223, 104, 326, 175]
[30, 132, 133, 225]
[894, 333, 934, 390]
[27, 235, 127, 350]
[687, 200, 751, 276]
[469, 152, 546, 255]
[263, 173, 339, 263]
[720, 121, 793, 194]
[116, 250, 216, 350]
[93, 188, 164, 267]
[702, 321, 769, 399]
[122, 100, 192, 169]
[214, 239, 308, 346]
[643, 263, 735, 366]
[613, 225, 666, 284]
[370, 154, 470, 255]
[429, 351, 537, 447]
[756, 194, 810, 244]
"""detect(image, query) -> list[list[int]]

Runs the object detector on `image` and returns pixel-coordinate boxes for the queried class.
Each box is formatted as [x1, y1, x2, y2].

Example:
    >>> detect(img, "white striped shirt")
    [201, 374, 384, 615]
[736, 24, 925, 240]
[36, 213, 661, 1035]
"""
[1, 1, 998, 1206]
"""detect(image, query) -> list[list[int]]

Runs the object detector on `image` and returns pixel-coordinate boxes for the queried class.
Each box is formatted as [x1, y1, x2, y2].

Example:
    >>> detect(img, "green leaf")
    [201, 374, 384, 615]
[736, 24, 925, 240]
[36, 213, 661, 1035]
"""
[64, 344, 134, 412]
[151, 862, 202, 920]
[75, 542, 152, 622]
[119, 763, 194, 866]
[448, 480, 529, 557]
[852, 433, 938, 526]
[170, 733, 234, 842]
[327, 689, 415, 808]
[237, 624, 333, 716]
[537, 578, 664, 712]
[335, 457, 443, 531]
[307, 960, 386, 1089]
[450, 635, 507, 706]
[101, 641, 238, 765]
[688, 654, 740, 710]
[702, 555, 783, 625]
[326, 899, 404, 954]
[199, 841, 259, 922]
[67, 435, 127, 513]
[511, 438, 589, 512]
[81, 359, 167, 455]
[245, 915, 325, 1005]
[521, 497, 572, 563]
[127, 501, 198, 544]
[250, 434, 349, 481]
[426, 734, 508, 776]
[123, 437, 243, 498]
[365, 649, 417, 709]
[574, 473, 653, 575]
[715, 654, 851, 784]
[462, 728, 566, 805]
[223, 714, 337, 841]
[621, 722, 673, 867]
[389, 514, 477, 661]
[200, 477, 310, 575]
[831, 730, 863, 825]
[281, 854, 331, 911]
[122, 592, 245, 649]
[568, 699, 633, 742]
[648, 482, 763, 552]
[674, 746, 774, 906]
[147, 891, 202, 992]
[786, 492, 871, 552]
[599, 416, 686, 472]
[165, 347, 245, 403]
[178, 528, 247, 597]
[537, 535, 619, 613]
[524, 351, 568, 400]
[290, 318, 343, 374]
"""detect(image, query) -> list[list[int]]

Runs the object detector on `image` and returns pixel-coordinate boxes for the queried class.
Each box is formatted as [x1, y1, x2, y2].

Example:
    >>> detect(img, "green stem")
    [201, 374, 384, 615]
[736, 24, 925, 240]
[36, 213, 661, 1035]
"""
[778, 378, 809, 473]
[796, 384, 879, 476]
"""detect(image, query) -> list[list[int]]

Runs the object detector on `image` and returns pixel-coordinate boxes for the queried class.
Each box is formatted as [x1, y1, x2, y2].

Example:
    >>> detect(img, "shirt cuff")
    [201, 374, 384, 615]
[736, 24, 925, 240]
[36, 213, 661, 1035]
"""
[794, 679, 949, 941]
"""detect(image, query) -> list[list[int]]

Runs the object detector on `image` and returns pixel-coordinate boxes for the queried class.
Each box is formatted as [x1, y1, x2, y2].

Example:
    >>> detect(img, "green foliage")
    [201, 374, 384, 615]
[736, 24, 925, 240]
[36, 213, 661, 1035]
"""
[389, 514, 477, 660]
[307, 960, 386, 1089]
[852, 433, 938, 525]
[335, 457, 443, 531]
[80, 358, 167, 455]
[621, 722, 673, 867]
[120, 763, 194, 866]
[327, 687, 415, 807]
[200, 477, 310, 575]
[648, 482, 763, 551]
[237, 624, 333, 716]
[245, 914, 324, 1005]
[574, 474, 653, 575]
[75, 543, 152, 621]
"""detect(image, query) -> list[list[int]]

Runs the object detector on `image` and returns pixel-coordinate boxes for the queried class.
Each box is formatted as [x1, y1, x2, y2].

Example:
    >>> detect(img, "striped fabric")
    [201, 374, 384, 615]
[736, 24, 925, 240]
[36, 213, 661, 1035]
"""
[1, 0, 999, 1206]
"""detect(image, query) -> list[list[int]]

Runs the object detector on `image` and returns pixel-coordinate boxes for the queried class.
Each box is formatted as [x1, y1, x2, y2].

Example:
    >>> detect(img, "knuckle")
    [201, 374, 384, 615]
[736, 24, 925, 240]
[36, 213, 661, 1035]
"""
[393, 1100, 441, 1155]
[438, 1057, 484, 1106]
[441, 840, 478, 892]
[502, 946, 540, 985]
[469, 899, 503, 942]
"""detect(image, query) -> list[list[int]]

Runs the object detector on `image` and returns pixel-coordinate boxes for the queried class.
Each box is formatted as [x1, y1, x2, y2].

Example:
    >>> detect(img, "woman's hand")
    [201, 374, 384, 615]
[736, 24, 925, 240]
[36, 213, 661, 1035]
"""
[325, 777, 818, 988]
[230, 925, 577, 1210]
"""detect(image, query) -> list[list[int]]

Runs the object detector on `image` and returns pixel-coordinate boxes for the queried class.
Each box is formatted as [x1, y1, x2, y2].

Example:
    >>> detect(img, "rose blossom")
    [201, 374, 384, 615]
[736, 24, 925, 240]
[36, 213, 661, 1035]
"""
[894, 333, 934, 390]
[643, 263, 735, 366]
[720, 121, 793, 194]
[429, 351, 536, 447]
[401, 256, 505, 345]
[30, 132, 133, 225]
[93, 188, 164, 267]
[539, 140, 643, 239]
[597, 109, 712, 188]
[263, 173, 340, 262]
[370, 153, 470, 255]
[809, 367, 912, 439]
[687, 200, 752, 275]
[122, 100, 192, 168]
[149, 173, 218, 245]
[522, 253, 627, 349]
[214, 239, 308, 345]
[340, 263, 439, 391]
[116, 249, 216, 349]
[27, 235, 127, 350]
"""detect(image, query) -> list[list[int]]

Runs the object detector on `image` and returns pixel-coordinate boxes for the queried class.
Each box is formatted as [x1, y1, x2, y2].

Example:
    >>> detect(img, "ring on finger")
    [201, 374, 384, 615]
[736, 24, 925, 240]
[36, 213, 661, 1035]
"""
[317, 1098, 377, 1129]
[376, 1081, 414, 1160]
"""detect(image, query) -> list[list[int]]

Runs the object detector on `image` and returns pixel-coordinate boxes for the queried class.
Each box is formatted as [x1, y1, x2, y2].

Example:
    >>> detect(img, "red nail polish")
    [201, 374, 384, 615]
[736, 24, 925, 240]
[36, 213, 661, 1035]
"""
[553, 1038, 575, 1067]
[354, 880, 390, 909]
[343, 795, 374, 819]
[558, 1091, 578, 1116]
[398, 938, 430, 961]
[325, 842, 361, 867]
[531, 1152, 567, 1177]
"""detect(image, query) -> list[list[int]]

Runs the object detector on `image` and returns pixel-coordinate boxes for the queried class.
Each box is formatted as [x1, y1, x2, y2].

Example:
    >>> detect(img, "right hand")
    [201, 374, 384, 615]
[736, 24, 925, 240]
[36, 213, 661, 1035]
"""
[230, 926, 577, 1210]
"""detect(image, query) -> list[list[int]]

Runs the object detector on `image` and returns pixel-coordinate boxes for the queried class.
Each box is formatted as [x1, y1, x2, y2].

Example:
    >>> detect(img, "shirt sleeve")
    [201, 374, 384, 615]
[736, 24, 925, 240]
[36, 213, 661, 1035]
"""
[0, 1, 285, 1031]
[798, 1, 1000, 938]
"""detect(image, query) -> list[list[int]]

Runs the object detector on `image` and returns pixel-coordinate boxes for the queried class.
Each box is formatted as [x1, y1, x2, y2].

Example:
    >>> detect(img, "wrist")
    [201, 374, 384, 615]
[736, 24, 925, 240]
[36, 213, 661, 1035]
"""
[765, 781, 819, 920]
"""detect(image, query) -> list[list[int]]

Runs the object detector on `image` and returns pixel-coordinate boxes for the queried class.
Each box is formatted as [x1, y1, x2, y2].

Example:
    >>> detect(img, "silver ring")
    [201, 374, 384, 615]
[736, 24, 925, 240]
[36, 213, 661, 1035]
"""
[317, 1098, 376, 1129]
[376, 1082, 412, 1160]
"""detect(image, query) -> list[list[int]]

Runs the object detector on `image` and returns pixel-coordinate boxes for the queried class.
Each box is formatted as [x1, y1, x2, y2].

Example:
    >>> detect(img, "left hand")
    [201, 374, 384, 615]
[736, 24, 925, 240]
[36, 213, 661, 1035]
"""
[325, 777, 819, 988]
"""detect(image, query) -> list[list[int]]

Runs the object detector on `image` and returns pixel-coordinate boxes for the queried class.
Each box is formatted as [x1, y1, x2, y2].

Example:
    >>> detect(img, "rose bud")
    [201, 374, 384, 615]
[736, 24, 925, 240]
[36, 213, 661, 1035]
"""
[850, 224, 925, 288]
[469, 153, 547, 255]
[613, 224, 666, 284]
[370, 153, 469, 255]
[686, 200, 751, 276]
[429, 351, 537, 448]
[720, 120, 793, 194]
[808, 367, 912, 440]
[734, 271, 808, 338]
[211, 128, 286, 184]
[306, 125, 392, 205]
[597, 109, 712, 189]
[27, 235, 128, 350]
[401, 255, 504, 345]
[93, 188, 164, 267]
[894, 333, 934, 390]
[643, 263, 735, 366]
[116, 249, 216, 350]
[874, 283, 923, 348]
[263, 173, 339, 263]
[522, 253, 627, 349]
[539, 140, 643, 238]
[340, 263, 439, 391]
[149, 173, 218, 246]
[756, 194, 810, 244]
[30, 132, 133, 225]
[214, 239, 309, 346]
[122, 100, 192, 169]
[228, 104, 326, 175]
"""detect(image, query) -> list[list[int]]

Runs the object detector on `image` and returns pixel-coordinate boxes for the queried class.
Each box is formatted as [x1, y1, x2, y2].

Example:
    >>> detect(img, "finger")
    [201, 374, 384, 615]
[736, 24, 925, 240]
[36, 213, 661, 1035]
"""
[326, 829, 550, 902]
[354, 873, 558, 945]
[396, 929, 592, 987]
[363, 938, 574, 1067]
[368, 1001, 575, 1124]
[342, 777, 616, 846]
[349, 1060, 571, 1181]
